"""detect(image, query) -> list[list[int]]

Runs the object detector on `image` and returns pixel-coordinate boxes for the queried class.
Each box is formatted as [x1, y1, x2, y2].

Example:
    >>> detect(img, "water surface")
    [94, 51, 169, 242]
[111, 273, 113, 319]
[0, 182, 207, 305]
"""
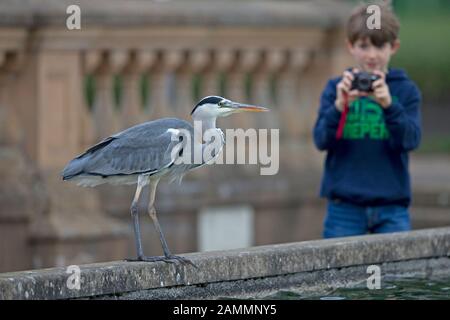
[263, 276, 450, 300]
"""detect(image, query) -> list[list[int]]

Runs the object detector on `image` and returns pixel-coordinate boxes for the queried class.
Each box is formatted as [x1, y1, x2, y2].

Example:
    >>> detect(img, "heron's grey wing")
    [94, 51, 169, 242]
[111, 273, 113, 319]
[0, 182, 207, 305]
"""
[82, 131, 180, 176]
[74, 136, 116, 159]
[84, 119, 192, 176]
[62, 118, 193, 179]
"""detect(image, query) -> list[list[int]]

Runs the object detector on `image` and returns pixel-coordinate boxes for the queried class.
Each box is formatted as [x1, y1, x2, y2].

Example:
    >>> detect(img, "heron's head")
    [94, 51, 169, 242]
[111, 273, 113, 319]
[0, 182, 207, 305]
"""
[190, 96, 268, 120]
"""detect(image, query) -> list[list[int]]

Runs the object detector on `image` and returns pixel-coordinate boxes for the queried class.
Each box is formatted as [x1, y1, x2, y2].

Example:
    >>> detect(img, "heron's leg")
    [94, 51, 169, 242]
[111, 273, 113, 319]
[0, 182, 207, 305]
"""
[146, 178, 171, 255]
[129, 175, 147, 260]
[145, 179, 197, 268]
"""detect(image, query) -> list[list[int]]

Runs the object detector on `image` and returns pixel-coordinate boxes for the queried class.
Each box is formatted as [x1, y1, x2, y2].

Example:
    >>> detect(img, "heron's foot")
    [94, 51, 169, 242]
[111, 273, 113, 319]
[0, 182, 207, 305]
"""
[125, 256, 174, 263]
[126, 255, 198, 268]
[165, 254, 198, 269]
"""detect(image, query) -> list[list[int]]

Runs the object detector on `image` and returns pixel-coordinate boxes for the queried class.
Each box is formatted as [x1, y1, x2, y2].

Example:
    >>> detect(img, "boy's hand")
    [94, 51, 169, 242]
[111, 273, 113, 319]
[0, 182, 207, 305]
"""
[335, 68, 360, 112]
[371, 70, 392, 108]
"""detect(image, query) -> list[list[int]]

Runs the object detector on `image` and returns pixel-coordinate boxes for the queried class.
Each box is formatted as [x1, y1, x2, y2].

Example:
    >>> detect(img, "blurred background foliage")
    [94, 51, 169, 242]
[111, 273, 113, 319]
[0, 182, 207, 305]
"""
[390, 0, 450, 100]
[391, 0, 450, 154]
[346, 0, 450, 153]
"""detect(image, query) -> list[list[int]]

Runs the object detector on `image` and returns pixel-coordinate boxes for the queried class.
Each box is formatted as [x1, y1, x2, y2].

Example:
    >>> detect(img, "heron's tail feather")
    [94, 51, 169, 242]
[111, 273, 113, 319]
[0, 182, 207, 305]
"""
[62, 137, 116, 180]
[61, 158, 85, 180]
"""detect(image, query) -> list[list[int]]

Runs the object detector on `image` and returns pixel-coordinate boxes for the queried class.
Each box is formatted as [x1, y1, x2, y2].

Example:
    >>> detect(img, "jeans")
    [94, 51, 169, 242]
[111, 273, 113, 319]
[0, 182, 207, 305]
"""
[323, 199, 411, 238]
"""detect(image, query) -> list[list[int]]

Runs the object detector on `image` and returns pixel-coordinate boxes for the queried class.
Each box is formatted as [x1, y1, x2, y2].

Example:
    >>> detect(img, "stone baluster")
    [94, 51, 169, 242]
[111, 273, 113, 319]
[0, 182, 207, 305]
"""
[0, 51, 23, 146]
[120, 51, 141, 129]
[86, 50, 126, 139]
[203, 49, 235, 99]
[200, 50, 221, 99]
[0, 51, 13, 145]
[173, 51, 191, 121]
[276, 49, 310, 140]
[176, 50, 211, 119]
[252, 51, 272, 107]
[201, 70, 219, 98]
[121, 51, 155, 128]
[93, 74, 113, 140]
[148, 50, 184, 120]
[79, 52, 96, 148]
[228, 49, 259, 129]
[252, 49, 284, 129]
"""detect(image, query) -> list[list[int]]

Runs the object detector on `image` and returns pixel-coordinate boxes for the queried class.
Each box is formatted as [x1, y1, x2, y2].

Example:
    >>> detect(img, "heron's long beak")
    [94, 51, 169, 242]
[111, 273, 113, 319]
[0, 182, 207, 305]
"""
[230, 102, 269, 113]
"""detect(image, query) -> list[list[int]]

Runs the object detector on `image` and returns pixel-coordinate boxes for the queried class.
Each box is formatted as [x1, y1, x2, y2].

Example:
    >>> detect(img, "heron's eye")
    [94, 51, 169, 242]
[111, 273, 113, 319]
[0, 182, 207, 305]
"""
[220, 100, 231, 108]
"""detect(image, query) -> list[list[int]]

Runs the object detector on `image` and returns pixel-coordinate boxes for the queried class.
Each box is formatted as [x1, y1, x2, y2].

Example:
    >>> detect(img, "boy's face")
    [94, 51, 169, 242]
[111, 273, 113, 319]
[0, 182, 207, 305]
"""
[347, 38, 400, 73]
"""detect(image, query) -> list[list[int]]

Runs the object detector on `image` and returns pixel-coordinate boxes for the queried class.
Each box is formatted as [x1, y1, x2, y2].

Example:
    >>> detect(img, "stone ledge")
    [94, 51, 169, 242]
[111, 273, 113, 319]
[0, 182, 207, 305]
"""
[1, 227, 449, 300]
[110, 257, 450, 299]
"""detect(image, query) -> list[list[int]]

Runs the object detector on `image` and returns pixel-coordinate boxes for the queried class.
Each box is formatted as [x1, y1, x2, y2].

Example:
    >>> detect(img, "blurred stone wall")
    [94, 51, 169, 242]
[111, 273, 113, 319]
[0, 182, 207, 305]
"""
[0, 0, 356, 272]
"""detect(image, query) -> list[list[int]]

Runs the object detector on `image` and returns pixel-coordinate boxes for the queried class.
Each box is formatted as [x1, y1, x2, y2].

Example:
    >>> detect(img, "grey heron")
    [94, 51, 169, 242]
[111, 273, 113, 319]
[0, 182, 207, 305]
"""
[61, 96, 268, 266]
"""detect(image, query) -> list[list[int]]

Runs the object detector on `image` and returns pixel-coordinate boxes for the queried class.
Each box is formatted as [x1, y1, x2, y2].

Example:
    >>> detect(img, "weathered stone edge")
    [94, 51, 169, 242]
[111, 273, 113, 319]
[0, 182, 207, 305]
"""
[1, 227, 449, 300]
[109, 257, 450, 300]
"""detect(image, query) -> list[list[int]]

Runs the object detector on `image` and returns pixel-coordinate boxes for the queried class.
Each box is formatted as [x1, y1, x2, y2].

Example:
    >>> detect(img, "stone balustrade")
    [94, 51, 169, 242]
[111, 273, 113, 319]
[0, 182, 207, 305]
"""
[81, 47, 319, 140]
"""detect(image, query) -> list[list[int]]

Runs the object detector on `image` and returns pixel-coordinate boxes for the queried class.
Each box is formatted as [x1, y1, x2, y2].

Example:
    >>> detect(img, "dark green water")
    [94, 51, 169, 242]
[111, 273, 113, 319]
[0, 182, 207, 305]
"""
[263, 276, 450, 300]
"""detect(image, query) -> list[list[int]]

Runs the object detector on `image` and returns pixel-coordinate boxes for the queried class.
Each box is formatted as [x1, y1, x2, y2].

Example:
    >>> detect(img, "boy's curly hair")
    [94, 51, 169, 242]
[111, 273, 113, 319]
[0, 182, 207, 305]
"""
[347, 2, 400, 47]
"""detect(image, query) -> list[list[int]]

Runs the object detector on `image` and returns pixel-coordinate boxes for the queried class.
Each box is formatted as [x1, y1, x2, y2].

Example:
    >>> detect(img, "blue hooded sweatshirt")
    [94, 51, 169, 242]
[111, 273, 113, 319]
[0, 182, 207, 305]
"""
[313, 68, 422, 207]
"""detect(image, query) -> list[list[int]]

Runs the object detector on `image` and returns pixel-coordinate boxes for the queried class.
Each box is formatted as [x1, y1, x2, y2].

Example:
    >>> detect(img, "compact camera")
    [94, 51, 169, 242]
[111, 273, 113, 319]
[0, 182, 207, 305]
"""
[351, 71, 381, 92]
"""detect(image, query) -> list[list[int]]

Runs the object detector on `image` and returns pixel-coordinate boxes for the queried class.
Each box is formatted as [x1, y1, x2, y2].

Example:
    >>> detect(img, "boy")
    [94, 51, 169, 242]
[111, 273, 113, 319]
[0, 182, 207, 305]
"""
[313, 3, 422, 238]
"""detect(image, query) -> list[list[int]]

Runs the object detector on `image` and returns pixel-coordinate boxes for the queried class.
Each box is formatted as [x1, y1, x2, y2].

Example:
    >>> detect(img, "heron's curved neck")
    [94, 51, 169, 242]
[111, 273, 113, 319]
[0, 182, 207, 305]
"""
[193, 116, 217, 143]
